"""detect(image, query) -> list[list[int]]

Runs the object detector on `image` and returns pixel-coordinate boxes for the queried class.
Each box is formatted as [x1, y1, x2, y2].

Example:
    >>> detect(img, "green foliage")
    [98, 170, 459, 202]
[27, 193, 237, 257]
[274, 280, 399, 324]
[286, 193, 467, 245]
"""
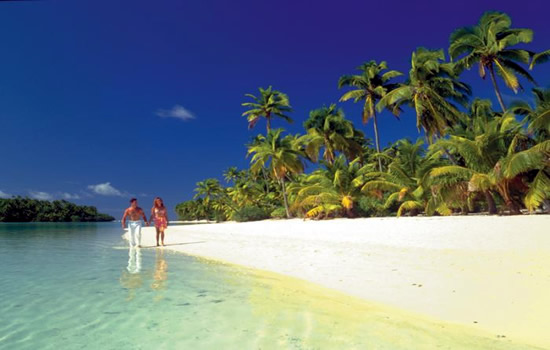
[449, 11, 536, 111]
[356, 196, 389, 217]
[270, 207, 287, 219]
[378, 48, 471, 141]
[302, 104, 364, 164]
[242, 86, 293, 132]
[232, 206, 270, 222]
[338, 60, 403, 170]
[179, 11, 549, 218]
[0, 197, 114, 222]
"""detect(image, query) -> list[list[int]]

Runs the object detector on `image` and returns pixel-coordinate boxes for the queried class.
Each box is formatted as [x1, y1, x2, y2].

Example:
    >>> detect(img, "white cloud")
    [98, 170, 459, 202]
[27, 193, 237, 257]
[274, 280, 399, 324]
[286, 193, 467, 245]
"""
[156, 105, 196, 121]
[0, 190, 11, 199]
[87, 182, 125, 197]
[61, 192, 81, 200]
[29, 191, 54, 201]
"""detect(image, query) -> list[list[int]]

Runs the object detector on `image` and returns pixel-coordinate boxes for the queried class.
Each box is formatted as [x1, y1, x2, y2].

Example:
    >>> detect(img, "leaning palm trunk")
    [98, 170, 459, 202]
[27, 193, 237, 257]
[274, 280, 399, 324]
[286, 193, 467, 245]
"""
[488, 64, 507, 112]
[261, 167, 270, 195]
[266, 113, 271, 133]
[496, 181, 521, 215]
[279, 177, 291, 218]
[372, 110, 383, 172]
[484, 190, 498, 214]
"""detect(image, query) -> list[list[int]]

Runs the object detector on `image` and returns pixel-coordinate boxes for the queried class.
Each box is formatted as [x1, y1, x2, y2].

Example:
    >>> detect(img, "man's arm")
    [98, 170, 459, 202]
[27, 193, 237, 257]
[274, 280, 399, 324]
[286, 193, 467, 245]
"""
[121, 209, 128, 228]
[141, 209, 149, 226]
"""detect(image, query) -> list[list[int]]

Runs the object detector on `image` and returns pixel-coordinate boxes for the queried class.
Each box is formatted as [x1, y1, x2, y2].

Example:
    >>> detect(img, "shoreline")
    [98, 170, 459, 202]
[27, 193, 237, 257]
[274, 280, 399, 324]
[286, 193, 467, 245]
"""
[128, 215, 550, 348]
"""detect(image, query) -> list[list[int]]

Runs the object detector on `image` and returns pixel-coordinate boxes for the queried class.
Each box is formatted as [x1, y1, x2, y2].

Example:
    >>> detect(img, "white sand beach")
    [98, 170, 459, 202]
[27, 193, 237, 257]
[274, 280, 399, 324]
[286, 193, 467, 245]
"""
[129, 215, 550, 348]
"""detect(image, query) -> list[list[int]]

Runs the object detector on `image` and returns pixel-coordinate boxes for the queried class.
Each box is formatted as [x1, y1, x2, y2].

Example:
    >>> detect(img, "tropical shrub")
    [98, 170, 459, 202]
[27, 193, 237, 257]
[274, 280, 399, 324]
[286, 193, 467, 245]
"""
[270, 207, 287, 219]
[232, 206, 270, 222]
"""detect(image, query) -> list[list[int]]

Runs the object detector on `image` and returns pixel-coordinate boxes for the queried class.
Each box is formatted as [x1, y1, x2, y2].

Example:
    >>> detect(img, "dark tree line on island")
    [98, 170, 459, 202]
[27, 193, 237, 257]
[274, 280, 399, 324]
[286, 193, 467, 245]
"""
[176, 12, 550, 222]
[0, 197, 115, 222]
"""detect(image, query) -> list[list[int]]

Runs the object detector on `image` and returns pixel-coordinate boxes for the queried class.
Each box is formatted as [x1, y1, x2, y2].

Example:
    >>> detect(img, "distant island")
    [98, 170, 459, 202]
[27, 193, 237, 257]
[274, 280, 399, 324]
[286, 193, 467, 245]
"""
[0, 197, 115, 222]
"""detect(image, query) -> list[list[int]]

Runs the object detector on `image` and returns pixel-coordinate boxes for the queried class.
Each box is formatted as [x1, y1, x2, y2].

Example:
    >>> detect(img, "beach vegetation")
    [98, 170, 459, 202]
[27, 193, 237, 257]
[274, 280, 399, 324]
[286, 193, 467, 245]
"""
[176, 11, 549, 221]
[0, 197, 114, 222]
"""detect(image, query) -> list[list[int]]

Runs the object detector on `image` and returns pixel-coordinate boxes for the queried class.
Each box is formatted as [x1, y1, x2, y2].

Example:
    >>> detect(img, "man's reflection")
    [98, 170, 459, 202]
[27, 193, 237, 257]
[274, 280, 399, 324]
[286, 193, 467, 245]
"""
[120, 247, 143, 301]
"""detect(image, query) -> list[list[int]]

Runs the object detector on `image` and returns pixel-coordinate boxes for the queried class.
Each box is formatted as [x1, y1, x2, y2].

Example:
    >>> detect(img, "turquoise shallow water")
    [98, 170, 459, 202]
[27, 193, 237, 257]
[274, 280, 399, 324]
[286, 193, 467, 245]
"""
[0, 223, 542, 350]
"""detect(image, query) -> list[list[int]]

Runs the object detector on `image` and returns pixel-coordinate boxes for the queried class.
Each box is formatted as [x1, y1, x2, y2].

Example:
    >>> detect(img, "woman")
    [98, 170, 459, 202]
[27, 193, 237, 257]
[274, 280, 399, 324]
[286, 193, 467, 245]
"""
[150, 197, 168, 246]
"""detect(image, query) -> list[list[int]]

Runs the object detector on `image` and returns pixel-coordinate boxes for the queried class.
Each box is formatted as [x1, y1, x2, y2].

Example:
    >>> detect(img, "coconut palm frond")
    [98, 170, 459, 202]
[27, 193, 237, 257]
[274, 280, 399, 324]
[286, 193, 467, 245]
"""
[396, 200, 423, 217]
[524, 170, 550, 211]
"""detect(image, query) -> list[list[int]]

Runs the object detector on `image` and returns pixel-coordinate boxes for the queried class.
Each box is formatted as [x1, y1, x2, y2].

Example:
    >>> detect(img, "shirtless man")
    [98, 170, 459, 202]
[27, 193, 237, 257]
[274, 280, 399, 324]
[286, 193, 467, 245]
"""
[122, 198, 149, 247]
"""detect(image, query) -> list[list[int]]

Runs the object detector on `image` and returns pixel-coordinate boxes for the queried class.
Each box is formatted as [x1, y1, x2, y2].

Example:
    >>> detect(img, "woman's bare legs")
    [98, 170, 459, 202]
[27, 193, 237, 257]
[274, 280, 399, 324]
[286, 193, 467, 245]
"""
[160, 229, 165, 246]
[155, 227, 160, 246]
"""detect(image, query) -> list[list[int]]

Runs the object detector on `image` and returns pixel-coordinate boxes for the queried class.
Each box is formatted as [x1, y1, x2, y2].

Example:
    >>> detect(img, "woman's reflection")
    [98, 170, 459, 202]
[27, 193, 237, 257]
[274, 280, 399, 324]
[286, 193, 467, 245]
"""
[151, 248, 168, 298]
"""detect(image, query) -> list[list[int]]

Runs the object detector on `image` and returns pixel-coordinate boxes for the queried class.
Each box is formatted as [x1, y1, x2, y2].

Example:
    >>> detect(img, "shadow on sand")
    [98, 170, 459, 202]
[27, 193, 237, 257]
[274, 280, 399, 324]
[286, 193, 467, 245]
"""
[139, 241, 207, 249]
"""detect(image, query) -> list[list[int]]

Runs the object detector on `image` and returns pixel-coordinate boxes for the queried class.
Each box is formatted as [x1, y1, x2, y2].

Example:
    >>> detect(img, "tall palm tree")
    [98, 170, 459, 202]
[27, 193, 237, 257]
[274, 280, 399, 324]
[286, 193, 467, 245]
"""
[247, 129, 305, 218]
[449, 11, 535, 112]
[302, 104, 364, 164]
[338, 60, 402, 171]
[241, 86, 293, 133]
[378, 48, 471, 142]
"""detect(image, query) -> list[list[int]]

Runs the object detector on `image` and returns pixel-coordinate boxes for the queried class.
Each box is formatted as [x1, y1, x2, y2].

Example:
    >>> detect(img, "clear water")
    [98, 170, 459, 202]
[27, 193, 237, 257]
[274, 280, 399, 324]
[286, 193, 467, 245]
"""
[0, 223, 541, 350]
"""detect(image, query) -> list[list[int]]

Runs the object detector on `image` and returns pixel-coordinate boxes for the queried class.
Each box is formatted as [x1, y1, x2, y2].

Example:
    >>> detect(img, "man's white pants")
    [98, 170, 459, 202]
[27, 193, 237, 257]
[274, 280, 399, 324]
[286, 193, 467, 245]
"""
[128, 220, 142, 247]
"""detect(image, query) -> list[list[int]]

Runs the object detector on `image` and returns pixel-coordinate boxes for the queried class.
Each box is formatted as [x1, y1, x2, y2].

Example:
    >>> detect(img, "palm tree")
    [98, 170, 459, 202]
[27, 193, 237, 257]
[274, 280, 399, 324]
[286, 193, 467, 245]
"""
[302, 104, 364, 164]
[449, 11, 535, 112]
[223, 166, 240, 183]
[362, 139, 445, 216]
[338, 60, 402, 171]
[500, 140, 550, 212]
[247, 128, 305, 218]
[193, 178, 225, 207]
[290, 156, 375, 218]
[506, 90, 550, 211]
[508, 88, 550, 142]
[175, 199, 210, 221]
[378, 48, 471, 142]
[241, 86, 293, 133]
[430, 112, 548, 214]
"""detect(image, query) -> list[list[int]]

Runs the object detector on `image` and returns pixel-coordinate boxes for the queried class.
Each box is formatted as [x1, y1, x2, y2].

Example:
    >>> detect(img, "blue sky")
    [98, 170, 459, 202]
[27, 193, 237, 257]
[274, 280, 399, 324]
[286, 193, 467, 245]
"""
[1, 0, 549, 217]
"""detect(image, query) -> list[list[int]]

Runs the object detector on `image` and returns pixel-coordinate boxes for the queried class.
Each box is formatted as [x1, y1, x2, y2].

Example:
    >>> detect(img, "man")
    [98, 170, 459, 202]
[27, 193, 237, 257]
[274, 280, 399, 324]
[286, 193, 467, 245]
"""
[122, 198, 149, 247]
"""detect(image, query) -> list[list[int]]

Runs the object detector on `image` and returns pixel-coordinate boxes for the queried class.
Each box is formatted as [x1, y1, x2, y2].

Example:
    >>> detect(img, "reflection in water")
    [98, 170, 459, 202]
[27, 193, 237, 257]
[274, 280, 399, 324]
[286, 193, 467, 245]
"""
[127, 246, 142, 274]
[152, 249, 168, 290]
[151, 249, 168, 301]
[119, 247, 143, 301]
